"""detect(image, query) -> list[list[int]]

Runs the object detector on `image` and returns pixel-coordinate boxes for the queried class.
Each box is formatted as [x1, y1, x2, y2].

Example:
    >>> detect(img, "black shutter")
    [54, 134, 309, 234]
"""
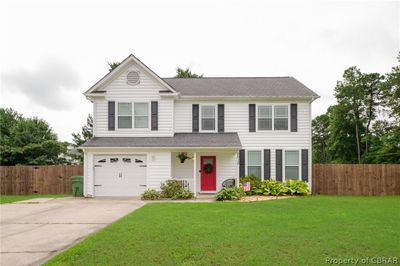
[218, 104, 224, 132]
[192, 104, 199, 132]
[249, 104, 256, 132]
[290, 104, 298, 132]
[151, 101, 158, 131]
[301, 149, 309, 182]
[239, 149, 245, 177]
[264, 149, 271, 180]
[276, 149, 282, 181]
[108, 101, 115, 131]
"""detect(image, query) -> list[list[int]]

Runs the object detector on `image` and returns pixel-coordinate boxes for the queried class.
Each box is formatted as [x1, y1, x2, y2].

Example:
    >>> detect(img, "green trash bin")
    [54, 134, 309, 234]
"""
[71, 176, 83, 197]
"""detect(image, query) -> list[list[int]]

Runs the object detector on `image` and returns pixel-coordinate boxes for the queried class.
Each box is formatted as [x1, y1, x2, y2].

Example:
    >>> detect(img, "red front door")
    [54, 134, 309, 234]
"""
[201, 156, 216, 191]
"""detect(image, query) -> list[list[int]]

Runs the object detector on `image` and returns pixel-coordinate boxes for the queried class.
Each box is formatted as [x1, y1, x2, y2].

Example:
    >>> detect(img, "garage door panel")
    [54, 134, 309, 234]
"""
[94, 155, 147, 197]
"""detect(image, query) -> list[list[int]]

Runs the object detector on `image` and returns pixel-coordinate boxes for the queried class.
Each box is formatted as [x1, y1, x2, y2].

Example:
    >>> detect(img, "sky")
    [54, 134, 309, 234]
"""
[1, 0, 399, 142]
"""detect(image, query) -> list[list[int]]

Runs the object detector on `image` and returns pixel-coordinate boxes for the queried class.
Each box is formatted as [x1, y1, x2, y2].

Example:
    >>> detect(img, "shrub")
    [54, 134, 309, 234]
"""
[172, 189, 194, 200]
[239, 175, 262, 195]
[160, 179, 194, 200]
[141, 189, 161, 200]
[216, 187, 245, 201]
[262, 179, 287, 196]
[284, 180, 309, 195]
[160, 180, 183, 198]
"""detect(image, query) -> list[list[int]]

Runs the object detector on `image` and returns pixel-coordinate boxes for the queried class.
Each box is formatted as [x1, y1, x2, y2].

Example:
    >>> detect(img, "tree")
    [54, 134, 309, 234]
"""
[175, 68, 203, 78]
[381, 52, 400, 121]
[312, 113, 331, 163]
[360, 72, 384, 154]
[334, 67, 366, 163]
[0, 108, 67, 165]
[108, 62, 120, 72]
[71, 114, 93, 163]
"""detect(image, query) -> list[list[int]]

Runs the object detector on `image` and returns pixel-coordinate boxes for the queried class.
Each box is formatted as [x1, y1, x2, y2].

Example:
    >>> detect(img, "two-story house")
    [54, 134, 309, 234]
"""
[82, 54, 319, 197]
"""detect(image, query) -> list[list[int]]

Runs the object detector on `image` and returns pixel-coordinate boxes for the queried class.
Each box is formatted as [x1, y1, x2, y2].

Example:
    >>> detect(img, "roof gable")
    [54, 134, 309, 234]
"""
[84, 54, 177, 95]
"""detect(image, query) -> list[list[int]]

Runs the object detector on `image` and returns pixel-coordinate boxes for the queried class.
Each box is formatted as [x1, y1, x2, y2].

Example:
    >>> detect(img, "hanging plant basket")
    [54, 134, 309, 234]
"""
[177, 152, 192, 163]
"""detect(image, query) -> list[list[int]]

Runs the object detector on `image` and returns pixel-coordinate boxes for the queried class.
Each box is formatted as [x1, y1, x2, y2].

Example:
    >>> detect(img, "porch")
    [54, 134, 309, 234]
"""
[170, 150, 239, 195]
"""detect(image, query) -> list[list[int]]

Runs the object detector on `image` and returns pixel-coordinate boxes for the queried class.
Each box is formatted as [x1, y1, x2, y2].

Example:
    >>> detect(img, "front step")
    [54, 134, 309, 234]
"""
[196, 193, 216, 200]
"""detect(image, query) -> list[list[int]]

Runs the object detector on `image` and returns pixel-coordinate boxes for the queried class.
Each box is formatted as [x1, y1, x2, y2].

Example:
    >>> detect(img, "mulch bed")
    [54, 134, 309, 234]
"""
[239, 195, 296, 202]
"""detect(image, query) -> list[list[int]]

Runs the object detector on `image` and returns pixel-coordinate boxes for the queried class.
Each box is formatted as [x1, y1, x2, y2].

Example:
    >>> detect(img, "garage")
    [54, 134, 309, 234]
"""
[94, 155, 147, 196]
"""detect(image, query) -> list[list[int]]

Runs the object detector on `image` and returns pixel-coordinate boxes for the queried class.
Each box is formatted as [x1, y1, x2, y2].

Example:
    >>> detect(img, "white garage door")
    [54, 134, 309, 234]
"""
[94, 155, 147, 196]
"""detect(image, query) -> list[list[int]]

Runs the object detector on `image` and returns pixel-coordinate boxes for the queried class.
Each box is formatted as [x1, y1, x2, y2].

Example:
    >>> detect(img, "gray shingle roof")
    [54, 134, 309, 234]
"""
[163, 77, 318, 97]
[81, 133, 242, 148]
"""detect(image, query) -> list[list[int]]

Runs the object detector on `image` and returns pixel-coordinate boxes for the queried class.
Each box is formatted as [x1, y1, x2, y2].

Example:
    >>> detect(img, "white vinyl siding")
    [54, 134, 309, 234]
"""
[93, 63, 174, 137]
[173, 100, 311, 180]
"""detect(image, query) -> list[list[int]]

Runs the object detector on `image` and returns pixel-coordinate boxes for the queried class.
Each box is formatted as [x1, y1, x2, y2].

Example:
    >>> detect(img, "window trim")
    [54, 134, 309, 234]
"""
[134, 102, 150, 129]
[117, 102, 133, 129]
[257, 105, 273, 131]
[246, 150, 263, 178]
[115, 101, 151, 131]
[199, 104, 217, 132]
[256, 103, 290, 132]
[283, 149, 301, 181]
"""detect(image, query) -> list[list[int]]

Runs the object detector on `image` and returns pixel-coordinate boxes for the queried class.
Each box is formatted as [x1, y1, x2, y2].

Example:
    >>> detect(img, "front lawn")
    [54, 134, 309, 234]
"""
[46, 196, 400, 265]
[0, 194, 70, 204]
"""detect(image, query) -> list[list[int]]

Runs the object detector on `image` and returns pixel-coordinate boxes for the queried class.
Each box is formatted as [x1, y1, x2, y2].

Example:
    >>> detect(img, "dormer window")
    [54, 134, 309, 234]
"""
[127, 71, 140, 85]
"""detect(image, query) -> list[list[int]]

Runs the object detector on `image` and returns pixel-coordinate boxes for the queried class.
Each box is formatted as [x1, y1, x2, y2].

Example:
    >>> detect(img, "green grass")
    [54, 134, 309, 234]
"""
[46, 196, 400, 266]
[0, 194, 70, 204]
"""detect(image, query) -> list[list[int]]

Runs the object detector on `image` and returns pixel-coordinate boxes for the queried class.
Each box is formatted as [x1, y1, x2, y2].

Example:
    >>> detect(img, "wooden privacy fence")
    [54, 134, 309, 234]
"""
[312, 164, 400, 195]
[0, 165, 83, 195]
[1, 164, 399, 195]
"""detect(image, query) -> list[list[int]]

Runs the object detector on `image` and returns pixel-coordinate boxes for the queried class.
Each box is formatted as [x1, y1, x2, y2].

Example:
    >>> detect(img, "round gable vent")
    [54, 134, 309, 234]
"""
[127, 71, 140, 85]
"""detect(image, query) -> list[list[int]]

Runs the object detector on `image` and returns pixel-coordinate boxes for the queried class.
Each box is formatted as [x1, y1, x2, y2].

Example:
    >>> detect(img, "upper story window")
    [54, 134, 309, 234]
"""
[118, 103, 132, 129]
[134, 103, 149, 128]
[258, 106, 272, 130]
[248, 150, 261, 178]
[201, 105, 216, 131]
[274, 105, 288, 130]
[285, 150, 299, 180]
[117, 102, 149, 129]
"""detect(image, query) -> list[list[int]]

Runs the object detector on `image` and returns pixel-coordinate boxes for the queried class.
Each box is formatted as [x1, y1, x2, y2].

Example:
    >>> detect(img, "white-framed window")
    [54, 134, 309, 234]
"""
[134, 103, 149, 128]
[247, 150, 262, 178]
[258, 105, 272, 130]
[118, 102, 132, 129]
[285, 150, 299, 180]
[274, 105, 289, 130]
[117, 102, 149, 129]
[201, 105, 216, 131]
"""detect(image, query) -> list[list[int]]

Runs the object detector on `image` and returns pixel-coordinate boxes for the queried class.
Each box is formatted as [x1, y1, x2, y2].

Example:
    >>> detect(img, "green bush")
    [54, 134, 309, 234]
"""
[172, 189, 194, 200]
[160, 180, 183, 198]
[239, 175, 262, 195]
[160, 179, 194, 200]
[141, 189, 161, 200]
[216, 187, 245, 201]
[284, 180, 309, 195]
[262, 179, 287, 196]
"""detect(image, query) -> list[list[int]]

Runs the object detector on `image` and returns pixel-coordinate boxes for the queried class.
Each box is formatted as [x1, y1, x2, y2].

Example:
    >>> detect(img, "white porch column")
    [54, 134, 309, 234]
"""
[193, 152, 197, 196]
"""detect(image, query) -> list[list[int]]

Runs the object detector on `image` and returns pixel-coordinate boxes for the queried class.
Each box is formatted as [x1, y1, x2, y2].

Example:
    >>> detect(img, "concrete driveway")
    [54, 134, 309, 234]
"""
[0, 197, 145, 266]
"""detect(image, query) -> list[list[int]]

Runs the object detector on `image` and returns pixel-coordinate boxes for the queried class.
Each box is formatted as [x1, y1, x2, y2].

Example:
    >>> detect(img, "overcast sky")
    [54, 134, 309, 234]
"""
[1, 0, 399, 142]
